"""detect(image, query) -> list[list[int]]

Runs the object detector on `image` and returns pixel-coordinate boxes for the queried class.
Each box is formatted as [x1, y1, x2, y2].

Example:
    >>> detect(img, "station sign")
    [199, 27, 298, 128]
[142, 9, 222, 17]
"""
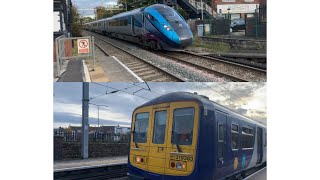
[217, 4, 259, 14]
[77, 39, 90, 54]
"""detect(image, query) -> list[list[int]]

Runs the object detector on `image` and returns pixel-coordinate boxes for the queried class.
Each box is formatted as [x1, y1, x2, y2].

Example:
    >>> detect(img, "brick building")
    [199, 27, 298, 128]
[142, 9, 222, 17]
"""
[212, 0, 260, 19]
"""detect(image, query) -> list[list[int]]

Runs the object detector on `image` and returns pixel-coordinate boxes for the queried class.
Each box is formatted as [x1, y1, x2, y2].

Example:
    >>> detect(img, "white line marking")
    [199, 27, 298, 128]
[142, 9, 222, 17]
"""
[82, 60, 91, 82]
[54, 162, 127, 172]
[244, 167, 266, 180]
[111, 56, 144, 82]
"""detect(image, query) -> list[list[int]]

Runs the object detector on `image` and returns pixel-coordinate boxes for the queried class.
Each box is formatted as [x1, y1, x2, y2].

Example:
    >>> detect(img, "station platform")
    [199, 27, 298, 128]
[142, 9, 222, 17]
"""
[245, 167, 266, 180]
[84, 46, 142, 82]
[54, 156, 128, 172]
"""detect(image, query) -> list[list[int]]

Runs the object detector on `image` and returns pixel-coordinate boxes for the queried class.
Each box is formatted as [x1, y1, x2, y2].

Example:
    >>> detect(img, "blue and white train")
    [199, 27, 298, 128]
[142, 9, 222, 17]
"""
[128, 92, 266, 180]
[84, 4, 193, 51]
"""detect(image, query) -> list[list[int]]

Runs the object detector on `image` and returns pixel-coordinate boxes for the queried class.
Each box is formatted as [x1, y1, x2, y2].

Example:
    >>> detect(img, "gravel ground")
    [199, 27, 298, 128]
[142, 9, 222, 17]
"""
[167, 52, 266, 82]
[84, 31, 231, 82]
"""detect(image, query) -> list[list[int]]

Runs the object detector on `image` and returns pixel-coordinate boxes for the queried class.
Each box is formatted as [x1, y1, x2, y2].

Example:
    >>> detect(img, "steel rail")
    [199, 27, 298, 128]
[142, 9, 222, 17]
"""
[84, 31, 185, 82]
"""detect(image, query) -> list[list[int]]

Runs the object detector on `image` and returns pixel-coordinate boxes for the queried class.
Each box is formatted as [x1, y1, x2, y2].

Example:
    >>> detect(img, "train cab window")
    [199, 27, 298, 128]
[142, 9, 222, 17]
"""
[152, 111, 167, 144]
[146, 13, 157, 21]
[241, 127, 254, 149]
[171, 108, 195, 145]
[231, 123, 239, 150]
[133, 112, 149, 143]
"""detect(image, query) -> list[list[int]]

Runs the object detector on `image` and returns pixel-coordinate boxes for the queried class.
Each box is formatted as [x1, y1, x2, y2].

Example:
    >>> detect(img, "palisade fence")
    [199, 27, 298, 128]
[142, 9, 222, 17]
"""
[245, 6, 267, 38]
[54, 131, 131, 143]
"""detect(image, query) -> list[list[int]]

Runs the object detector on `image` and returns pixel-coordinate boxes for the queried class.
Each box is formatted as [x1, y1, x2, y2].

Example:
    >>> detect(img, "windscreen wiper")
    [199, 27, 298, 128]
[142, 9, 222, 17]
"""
[132, 131, 139, 148]
[176, 143, 182, 153]
[172, 131, 182, 153]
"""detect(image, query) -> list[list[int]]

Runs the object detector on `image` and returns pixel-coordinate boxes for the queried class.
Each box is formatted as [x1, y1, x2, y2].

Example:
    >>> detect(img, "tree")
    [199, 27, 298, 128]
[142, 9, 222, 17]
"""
[118, 0, 157, 11]
[95, 6, 106, 20]
[71, 6, 83, 37]
[81, 17, 94, 23]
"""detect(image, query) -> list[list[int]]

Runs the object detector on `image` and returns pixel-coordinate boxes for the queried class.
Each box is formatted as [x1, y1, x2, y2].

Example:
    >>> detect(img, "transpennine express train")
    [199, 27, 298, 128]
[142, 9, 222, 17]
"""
[84, 4, 193, 51]
[128, 92, 266, 180]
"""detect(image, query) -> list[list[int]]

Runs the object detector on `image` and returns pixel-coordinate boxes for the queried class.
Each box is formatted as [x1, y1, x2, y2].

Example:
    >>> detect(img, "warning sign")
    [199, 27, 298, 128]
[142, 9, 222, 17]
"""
[77, 39, 90, 54]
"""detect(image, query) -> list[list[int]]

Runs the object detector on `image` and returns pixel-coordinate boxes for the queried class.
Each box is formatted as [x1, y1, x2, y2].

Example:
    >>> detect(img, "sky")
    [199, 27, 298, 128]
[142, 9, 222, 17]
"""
[54, 82, 266, 128]
[72, 0, 119, 16]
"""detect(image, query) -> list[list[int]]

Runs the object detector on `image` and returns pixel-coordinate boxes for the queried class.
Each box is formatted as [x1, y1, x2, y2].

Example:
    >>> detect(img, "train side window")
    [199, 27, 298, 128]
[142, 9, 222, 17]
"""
[231, 123, 239, 150]
[218, 122, 224, 159]
[133, 112, 149, 143]
[152, 110, 167, 144]
[171, 108, 195, 145]
[241, 127, 254, 149]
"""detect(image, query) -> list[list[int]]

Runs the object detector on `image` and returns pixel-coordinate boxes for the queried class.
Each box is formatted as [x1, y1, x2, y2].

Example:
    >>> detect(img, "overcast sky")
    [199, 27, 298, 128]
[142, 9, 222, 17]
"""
[54, 82, 266, 128]
[72, 0, 119, 16]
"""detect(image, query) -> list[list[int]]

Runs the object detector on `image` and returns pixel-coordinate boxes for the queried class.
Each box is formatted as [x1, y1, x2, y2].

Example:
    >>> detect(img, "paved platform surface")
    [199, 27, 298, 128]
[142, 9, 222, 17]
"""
[54, 156, 128, 172]
[95, 46, 139, 82]
[57, 60, 83, 82]
[99, 57, 139, 81]
[245, 167, 266, 180]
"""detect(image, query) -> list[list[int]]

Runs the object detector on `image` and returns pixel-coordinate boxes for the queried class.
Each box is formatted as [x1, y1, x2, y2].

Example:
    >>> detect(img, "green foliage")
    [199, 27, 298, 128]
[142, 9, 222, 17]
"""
[71, 6, 83, 37]
[118, 0, 157, 11]
[81, 17, 94, 23]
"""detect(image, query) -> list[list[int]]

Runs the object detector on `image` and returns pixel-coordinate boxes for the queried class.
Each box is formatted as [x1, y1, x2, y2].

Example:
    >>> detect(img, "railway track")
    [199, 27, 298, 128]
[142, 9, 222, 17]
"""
[160, 51, 266, 82]
[83, 31, 184, 82]
[203, 53, 266, 70]
[155, 52, 249, 82]
[85, 31, 265, 82]
[54, 163, 128, 180]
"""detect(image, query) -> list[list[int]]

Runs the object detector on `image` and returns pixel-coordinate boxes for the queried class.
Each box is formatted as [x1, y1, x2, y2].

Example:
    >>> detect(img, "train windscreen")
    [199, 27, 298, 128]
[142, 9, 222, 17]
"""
[133, 113, 149, 143]
[171, 108, 195, 145]
[152, 110, 167, 144]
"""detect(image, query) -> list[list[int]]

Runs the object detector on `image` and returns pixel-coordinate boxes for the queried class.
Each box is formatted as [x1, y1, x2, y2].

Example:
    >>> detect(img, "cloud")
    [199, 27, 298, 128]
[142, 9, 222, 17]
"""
[54, 82, 266, 127]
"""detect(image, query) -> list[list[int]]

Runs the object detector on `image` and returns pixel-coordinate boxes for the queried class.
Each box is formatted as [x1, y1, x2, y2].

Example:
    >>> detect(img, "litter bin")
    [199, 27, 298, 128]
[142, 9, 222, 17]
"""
[197, 24, 204, 36]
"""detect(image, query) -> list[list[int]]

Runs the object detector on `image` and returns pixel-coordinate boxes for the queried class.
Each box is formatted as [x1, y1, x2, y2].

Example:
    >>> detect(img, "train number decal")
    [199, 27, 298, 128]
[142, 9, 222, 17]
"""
[170, 154, 193, 162]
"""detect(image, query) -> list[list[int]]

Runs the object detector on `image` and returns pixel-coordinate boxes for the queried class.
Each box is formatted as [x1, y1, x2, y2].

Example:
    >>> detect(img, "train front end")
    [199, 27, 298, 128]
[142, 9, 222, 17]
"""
[128, 99, 200, 180]
[144, 4, 193, 50]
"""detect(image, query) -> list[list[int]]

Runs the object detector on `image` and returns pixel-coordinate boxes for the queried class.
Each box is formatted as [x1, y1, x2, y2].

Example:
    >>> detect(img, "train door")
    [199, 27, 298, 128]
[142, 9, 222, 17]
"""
[131, 16, 135, 35]
[130, 106, 152, 171]
[256, 127, 263, 164]
[165, 102, 199, 176]
[216, 110, 227, 177]
[229, 118, 241, 173]
[142, 13, 147, 36]
[147, 105, 170, 174]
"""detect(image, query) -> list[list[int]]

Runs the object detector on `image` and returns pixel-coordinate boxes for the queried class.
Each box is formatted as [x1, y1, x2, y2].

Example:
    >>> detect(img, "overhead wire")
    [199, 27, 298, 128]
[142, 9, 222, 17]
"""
[91, 82, 152, 100]
[199, 82, 238, 105]
[217, 82, 248, 105]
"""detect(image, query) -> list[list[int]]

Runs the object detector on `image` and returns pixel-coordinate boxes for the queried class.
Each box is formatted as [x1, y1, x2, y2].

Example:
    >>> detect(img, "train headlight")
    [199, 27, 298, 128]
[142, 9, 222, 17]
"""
[176, 162, 182, 169]
[182, 163, 186, 169]
[163, 25, 171, 31]
[136, 156, 141, 163]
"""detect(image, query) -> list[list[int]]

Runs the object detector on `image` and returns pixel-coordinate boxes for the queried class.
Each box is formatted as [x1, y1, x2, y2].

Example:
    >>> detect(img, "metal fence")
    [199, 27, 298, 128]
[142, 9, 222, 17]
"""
[54, 131, 131, 143]
[54, 35, 95, 78]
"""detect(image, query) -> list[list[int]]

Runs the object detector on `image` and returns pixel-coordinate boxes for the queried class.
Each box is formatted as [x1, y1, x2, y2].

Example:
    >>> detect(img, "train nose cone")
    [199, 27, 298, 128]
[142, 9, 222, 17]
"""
[175, 29, 193, 47]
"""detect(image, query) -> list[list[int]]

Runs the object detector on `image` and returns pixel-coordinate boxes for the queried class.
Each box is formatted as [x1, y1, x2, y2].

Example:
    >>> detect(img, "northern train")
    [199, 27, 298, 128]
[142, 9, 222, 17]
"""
[128, 92, 266, 180]
[84, 4, 193, 51]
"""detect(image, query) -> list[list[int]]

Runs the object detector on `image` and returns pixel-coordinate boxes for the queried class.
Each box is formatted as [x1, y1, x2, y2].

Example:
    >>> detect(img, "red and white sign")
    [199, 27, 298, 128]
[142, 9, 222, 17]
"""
[77, 39, 90, 54]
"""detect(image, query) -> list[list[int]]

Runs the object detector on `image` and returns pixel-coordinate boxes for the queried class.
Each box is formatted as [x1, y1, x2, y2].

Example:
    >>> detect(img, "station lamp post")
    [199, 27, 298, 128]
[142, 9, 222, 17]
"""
[201, 0, 204, 20]
[90, 104, 108, 130]
[227, 7, 231, 35]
